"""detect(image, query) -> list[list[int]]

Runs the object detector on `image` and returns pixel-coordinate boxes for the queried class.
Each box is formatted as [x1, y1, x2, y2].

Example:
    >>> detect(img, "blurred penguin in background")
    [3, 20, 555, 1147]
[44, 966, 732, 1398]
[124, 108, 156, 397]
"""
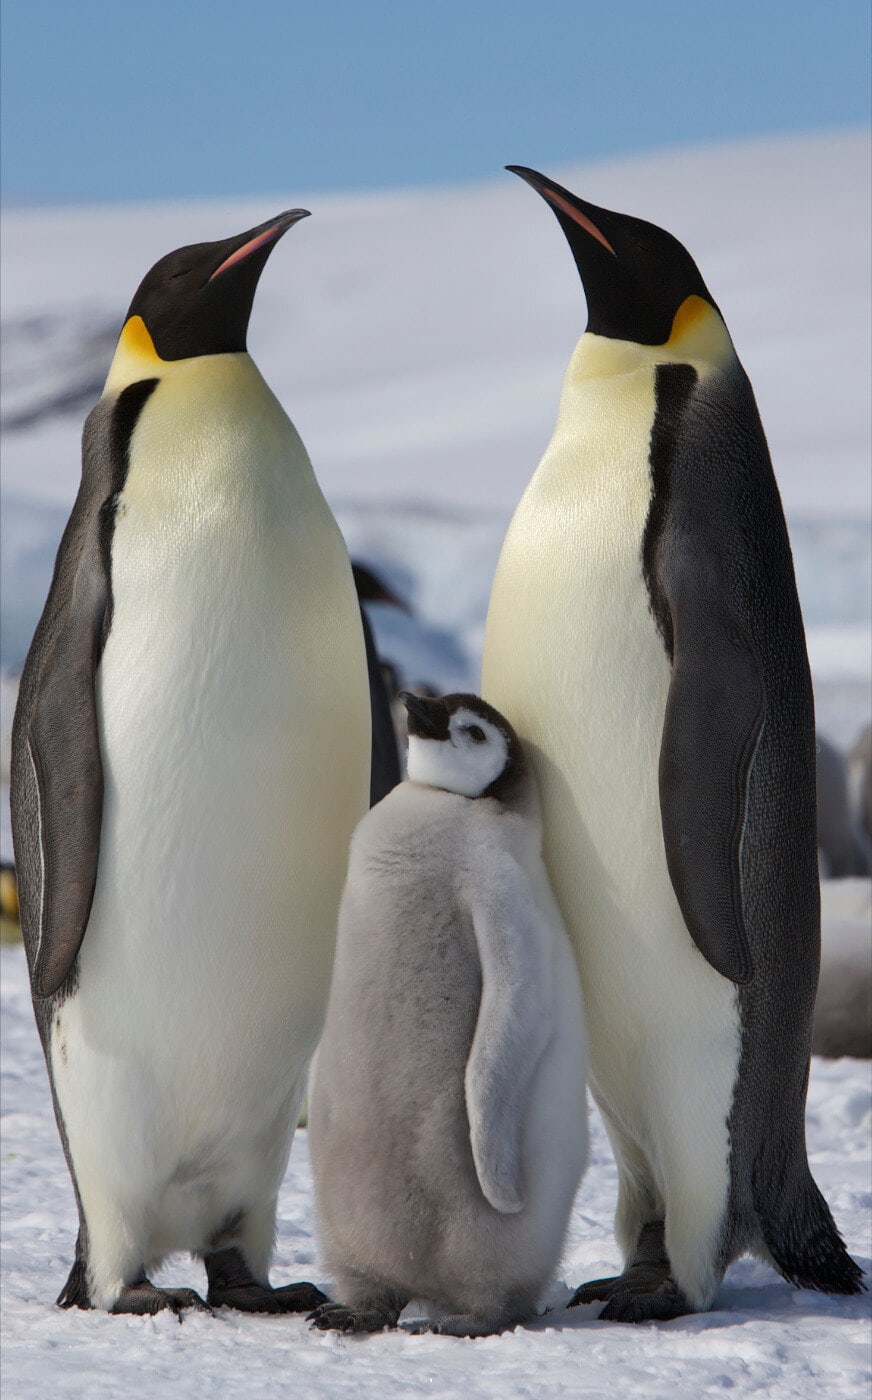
[817, 734, 872, 878]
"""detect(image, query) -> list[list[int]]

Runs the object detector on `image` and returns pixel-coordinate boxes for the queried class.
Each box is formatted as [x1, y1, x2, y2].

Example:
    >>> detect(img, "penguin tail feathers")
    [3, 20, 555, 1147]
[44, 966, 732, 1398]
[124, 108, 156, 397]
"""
[56, 1253, 92, 1310]
[759, 1174, 866, 1295]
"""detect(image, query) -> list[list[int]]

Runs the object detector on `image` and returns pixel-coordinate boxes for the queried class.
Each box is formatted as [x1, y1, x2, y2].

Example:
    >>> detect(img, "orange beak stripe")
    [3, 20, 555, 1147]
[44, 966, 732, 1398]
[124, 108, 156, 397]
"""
[209, 224, 284, 281]
[539, 188, 615, 255]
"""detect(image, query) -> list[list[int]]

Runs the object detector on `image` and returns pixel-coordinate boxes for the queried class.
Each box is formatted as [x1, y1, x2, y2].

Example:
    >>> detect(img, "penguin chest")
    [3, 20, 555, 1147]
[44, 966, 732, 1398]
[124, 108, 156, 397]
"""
[77, 363, 370, 1087]
[485, 369, 670, 873]
[483, 370, 738, 1121]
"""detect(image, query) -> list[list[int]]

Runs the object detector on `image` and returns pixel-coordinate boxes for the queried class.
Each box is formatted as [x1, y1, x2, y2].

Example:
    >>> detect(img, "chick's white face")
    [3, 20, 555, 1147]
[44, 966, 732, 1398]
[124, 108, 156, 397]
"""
[406, 708, 509, 798]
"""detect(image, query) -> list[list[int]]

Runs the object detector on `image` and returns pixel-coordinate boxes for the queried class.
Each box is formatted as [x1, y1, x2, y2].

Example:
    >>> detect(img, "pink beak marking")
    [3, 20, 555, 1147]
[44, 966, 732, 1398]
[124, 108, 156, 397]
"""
[540, 189, 615, 255]
[209, 224, 284, 281]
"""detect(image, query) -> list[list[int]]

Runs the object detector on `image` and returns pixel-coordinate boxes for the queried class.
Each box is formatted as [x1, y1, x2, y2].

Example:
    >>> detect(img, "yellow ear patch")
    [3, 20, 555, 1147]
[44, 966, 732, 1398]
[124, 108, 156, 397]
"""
[668, 295, 710, 343]
[667, 295, 733, 366]
[102, 315, 167, 396]
[117, 315, 162, 363]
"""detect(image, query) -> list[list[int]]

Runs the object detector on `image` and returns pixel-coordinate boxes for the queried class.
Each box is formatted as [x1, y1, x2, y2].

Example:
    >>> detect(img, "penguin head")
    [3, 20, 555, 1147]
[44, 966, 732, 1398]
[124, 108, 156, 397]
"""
[508, 166, 717, 347]
[119, 209, 310, 362]
[401, 692, 527, 802]
[352, 562, 410, 613]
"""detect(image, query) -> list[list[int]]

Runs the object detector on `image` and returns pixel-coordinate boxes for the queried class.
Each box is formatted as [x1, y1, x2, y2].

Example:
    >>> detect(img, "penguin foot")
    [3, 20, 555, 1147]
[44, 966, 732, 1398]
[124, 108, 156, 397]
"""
[569, 1269, 691, 1321]
[569, 1262, 669, 1307]
[569, 1221, 691, 1320]
[597, 1278, 691, 1323]
[308, 1301, 398, 1334]
[211, 1280, 328, 1314]
[204, 1246, 327, 1313]
[111, 1279, 211, 1318]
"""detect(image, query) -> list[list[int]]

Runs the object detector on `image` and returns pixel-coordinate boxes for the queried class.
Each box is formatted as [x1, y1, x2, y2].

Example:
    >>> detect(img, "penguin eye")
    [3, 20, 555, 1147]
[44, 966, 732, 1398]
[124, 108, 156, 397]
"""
[465, 725, 486, 743]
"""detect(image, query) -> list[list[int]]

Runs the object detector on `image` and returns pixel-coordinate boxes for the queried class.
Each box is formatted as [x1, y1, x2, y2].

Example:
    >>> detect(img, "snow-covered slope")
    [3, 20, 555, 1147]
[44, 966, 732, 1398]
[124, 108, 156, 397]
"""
[3, 130, 870, 518]
[2, 132, 870, 803]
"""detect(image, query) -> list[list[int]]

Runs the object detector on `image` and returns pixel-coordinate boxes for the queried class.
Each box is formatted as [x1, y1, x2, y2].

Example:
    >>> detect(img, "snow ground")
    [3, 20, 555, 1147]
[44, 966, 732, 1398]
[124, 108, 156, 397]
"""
[1, 945, 870, 1400]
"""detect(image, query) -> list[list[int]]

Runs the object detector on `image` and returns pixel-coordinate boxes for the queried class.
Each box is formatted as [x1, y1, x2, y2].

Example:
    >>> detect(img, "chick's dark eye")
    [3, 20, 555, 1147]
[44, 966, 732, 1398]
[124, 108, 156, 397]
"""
[466, 725, 486, 743]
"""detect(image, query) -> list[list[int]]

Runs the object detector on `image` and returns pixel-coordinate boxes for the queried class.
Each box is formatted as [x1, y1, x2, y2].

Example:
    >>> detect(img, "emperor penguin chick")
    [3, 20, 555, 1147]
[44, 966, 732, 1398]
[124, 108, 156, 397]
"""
[309, 693, 588, 1337]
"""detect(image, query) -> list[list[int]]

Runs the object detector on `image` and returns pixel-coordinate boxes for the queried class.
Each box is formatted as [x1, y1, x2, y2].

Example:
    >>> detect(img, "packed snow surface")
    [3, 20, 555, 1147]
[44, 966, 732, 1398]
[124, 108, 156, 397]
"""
[1, 945, 870, 1400]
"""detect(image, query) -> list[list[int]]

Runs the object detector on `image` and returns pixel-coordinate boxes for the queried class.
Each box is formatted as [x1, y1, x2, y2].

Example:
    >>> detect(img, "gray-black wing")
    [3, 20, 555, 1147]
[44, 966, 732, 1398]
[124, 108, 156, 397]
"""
[645, 361, 811, 986]
[10, 382, 156, 999]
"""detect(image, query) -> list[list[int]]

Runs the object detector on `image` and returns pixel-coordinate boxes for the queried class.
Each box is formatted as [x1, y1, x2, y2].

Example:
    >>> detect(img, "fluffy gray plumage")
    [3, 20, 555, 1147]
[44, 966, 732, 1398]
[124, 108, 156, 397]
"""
[309, 696, 587, 1337]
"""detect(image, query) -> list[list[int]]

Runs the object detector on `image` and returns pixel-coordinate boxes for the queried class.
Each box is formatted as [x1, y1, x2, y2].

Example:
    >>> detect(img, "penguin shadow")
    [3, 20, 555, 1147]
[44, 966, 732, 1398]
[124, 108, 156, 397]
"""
[703, 1255, 872, 1328]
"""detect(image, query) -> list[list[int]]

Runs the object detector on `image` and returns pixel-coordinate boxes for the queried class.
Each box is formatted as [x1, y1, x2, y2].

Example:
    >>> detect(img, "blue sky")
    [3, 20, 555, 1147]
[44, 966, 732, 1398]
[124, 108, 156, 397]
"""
[2, 0, 869, 205]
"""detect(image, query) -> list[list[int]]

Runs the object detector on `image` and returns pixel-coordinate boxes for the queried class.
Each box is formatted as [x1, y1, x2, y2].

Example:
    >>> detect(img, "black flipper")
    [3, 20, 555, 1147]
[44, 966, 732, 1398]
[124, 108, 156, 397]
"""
[658, 567, 763, 985]
[26, 527, 109, 998]
[11, 381, 158, 1000]
[645, 363, 766, 985]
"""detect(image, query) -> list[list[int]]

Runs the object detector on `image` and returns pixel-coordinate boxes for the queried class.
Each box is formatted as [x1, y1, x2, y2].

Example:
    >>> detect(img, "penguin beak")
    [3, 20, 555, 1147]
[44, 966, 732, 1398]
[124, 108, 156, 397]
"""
[352, 563, 411, 614]
[506, 167, 616, 255]
[209, 209, 311, 282]
[400, 692, 448, 739]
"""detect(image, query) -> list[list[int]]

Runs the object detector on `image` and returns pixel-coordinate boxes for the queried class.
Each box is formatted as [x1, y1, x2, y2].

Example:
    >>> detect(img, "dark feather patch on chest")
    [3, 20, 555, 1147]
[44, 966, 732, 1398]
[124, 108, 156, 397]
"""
[97, 378, 158, 651]
[642, 363, 698, 660]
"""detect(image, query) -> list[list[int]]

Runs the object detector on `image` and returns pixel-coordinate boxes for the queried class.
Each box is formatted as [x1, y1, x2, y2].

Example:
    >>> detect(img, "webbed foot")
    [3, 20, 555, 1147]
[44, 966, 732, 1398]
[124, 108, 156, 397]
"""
[111, 1278, 211, 1318]
[569, 1220, 692, 1321]
[205, 1246, 326, 1313]
[308, 1300, 398, 1334]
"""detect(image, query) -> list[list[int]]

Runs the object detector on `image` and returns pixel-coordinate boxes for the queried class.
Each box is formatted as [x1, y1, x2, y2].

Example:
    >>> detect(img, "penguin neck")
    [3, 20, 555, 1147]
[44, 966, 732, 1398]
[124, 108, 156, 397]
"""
[98, 321, 320, 510]
[565, 295, 736, 387]
[101, 314, 255, 400]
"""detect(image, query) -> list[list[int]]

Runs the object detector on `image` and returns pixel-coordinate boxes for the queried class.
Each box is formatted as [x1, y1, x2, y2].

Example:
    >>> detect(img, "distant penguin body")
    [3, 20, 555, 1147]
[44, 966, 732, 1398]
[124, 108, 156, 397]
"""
[309, 694, 587, 1337]
[813, 879, 872, 1058]
[351, 562, 404, 805]
[482, 170, 863, 1318]
[816, 733, 872, 878]
[11, 214, 370, 1314]
[848, 724, 872, 844]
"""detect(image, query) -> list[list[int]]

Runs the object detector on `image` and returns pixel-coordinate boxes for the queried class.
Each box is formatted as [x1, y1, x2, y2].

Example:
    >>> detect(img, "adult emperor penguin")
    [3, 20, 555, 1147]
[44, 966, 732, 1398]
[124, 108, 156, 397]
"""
[10, 212, 371, 1314]
[481, 169, 864, 1320]
[308, 693, 587, 1336]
